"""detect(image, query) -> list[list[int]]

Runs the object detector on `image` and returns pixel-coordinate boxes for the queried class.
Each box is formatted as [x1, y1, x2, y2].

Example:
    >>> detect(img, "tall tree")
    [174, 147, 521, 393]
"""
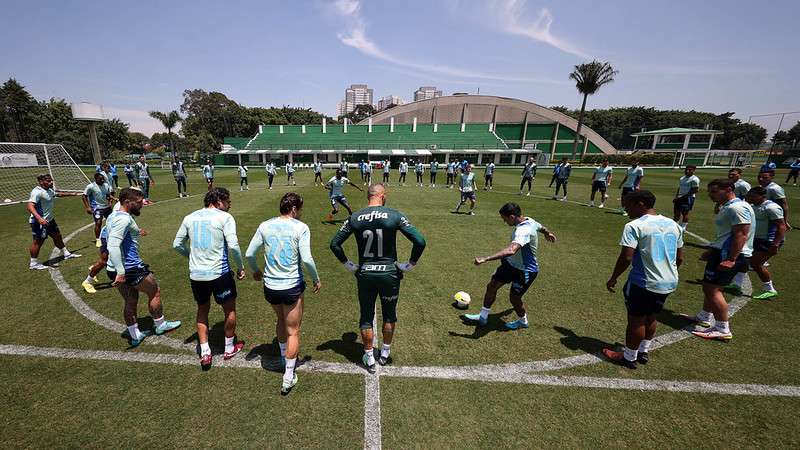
[149, 110, 181, 154]
[568, 61, 618, 159]
[0, 78, 40, 142]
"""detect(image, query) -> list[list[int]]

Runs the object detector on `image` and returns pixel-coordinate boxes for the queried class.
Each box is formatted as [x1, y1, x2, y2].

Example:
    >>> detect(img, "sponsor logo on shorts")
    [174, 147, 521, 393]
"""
[216, 289, 232, 299]
[362, 264, 388, 271]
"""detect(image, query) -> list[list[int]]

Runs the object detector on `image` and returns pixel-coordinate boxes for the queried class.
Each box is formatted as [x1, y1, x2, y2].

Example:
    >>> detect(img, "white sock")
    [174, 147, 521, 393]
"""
[638, 339, 651, 353]
[279, 342, 287, 358]
[479, 307, 491, 321]
[224, 336, 235, 353]
[62, 248, 71, 257]
[84, 275, 94, 284]
[623, 346, 638, 362]
[153, 316, 165, 328]
[733, 272, 747, 286]
[364, 349, 375, 366]
[763, 280, 775, 292]
[30, 258, 39, 266]
[200, 342, 211, 356]
[127, 323, 142, 340]
[381, 344, 391, 359]
[714, 321, 730, 333]
[518, 314, 528, 325]
[284, 358, 297, 382]
[697, 310, 714, 322]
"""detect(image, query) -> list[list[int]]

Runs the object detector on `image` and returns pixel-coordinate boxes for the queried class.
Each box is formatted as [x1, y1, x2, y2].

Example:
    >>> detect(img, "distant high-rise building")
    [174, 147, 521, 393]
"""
[336, 100, 347, 119]
[377, 95, 404, 111]
[342, 84, 374, 115]
[414, 86, 442, 102]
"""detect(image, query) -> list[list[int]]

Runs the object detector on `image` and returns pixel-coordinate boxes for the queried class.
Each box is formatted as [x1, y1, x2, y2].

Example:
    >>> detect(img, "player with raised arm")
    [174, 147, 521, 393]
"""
[552, 157, 571, 201]
[589, 159, 613, 208]
[453, 164, 478, 215]
[467, 202, 556, 329]
[603, 190, 684, 369]
[618, 160, 644, 215]
[172, 157, 188, 198]
[483, 160, 495, 190]
[325, 169, 363, 221]
[238, 163, 249, 191]
[285, 161, 296, 186]
[744, 186, 787, 299]
[329, 183, 426, 372]
[82, 172, 114, 247]
[173, 188, 246, 370]
[27, 174, 82, 270]
[673, 165, 700, 230]
[246, 192, 321, 395]
[106, 187, 181, 347]
[313, 160, 323, 186]
[398, 159, 408, 186]
[519, 157, 537, 196]
[728, 168, 751, 199]
[202, 159, 214, 190]
[757, 169, 791, 229]
[429, 159, 439, 187]
[266, 161, 277, 190]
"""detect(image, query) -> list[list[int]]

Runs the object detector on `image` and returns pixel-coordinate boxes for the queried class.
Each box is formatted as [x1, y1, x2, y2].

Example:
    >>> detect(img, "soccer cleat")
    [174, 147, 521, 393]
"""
[224, 341, 245, 360]
[589, 201, 595, 207]
[200, 353, 212, 371]
[637, 352, 649, 364]
[468, 211, 475, 215]
[95, 239, 102, 248]
[464, 313, 488, 327]
[129, 329, 153, 348]
[753, 290, 778, 300]
[602, 348, 637, 369]
[362, 353, 376, 374]
[504, 318, 529, 330]
[154, 320, 182, 335]
[378, 354, 392, 366]
[81, 280, 97, 294]
[281, 373, 298, 396]
[29, 263, 50, 270]
[723, 283, 743, 296]
[63, 252, 82, 260]
[599, 203, 605, 208]
[559, 197, 567, 202]
[692, 328, 733, 341]
[526, 192, 530, 196]
[678, 313, 712, 329]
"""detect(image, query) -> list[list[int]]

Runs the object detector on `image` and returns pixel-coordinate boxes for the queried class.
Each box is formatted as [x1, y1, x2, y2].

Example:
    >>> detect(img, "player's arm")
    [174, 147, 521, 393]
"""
[719, 223, 749, 269]
[348, 180, 363, 191]
[245, 227, 264, 280]
[607, 246, 635, 292]
[107, 219, 128, 276]
[223, 216, 246, 278]
[81, 190, 92, 214]
[172, 219, 191, 258]
[538, 225, 556, 242]
[475, 242, 521, 265]
[532, 165, 537, 177]
[770, 217, 788, 255]
[775, 198, 790, 228]
[298, 227, 321, 292]
[26, 199, 47, 225]
[329, 220, 357, 271]
[618, 174, 628, 188]
[398, 217, 426, 267]
[607, 172, 613, 185]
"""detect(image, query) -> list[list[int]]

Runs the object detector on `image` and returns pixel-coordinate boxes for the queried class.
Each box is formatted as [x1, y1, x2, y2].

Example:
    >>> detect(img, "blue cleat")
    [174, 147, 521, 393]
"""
[155, 320, 182, 335]
[504, 318, 529, 330]
[464, 313, 487, 327]
[130, 329, 153, 348]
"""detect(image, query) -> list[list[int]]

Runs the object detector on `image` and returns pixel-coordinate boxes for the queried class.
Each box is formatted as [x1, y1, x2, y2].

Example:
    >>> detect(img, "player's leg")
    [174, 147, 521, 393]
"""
[465, 276, 505, 326]
[196, 298, 212, 367]
[672, 202, 682, 223]
[29, 234, 46, 269]
[468, 195, 476, 214]
[453, 193, 466, 212]
[377, 275, 400, 365]
[599, 184, 607, 208]
[504, 270, 536, 329]
[750, 251, 777, 298]
[357, 277, 379, 372]
[590, 183, 598, 205]
[135, 272, 181, 335]
[695, 282, 730, 339]
[50, 225, 79, 259]
[214, 272, 242, 359]
[83, 246, 108, 293]
[549, 173, 557, 187]
[118, 282, 151, 346]
[561, 180, 568, 200]
[519, 177, 525, 193]
[340, 197, 353, 215]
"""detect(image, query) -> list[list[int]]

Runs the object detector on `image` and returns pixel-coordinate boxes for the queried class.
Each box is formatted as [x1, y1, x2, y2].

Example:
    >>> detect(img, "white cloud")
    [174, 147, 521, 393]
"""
[492, 0, 589, 59]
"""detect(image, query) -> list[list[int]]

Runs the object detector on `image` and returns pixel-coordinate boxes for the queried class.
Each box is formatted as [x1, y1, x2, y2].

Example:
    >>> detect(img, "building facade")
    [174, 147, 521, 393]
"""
[344, 84, 373, 114]
[377, 95, 404, 111]
[414, 86, 442, 102]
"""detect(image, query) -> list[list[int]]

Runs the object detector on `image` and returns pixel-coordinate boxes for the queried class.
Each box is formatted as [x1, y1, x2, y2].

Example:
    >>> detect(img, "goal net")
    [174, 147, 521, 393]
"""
[0, 143, 90, 205]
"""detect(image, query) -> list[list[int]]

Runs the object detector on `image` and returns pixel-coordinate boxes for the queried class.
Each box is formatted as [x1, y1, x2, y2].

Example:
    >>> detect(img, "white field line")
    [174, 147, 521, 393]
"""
[363, 306, 382, 450]
[2, 344, 798, 398]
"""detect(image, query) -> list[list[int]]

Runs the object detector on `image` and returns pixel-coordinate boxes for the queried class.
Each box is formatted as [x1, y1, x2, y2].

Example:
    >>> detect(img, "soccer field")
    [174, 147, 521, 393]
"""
[1, 166, 798, 448]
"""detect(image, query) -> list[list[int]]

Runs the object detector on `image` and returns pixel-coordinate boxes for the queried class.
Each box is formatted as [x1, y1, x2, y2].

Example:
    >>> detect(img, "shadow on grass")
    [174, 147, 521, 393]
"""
[245, 338, 311, 372]
[657, 308, 696, 331]
[182, 320, 233, 355]
[553, 326, 616, 354]
[322, 219, 347, 225]
[316, 331, 362, 364]
[684, 241, 710, 250]
[448, 308, 515, 339]
[42, 243, 92, 266]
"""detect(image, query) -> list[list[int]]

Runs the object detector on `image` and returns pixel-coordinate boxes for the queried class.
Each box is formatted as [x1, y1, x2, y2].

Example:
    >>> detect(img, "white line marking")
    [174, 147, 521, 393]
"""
[363, 306, 382, 450]
[2, 344, 797, 397]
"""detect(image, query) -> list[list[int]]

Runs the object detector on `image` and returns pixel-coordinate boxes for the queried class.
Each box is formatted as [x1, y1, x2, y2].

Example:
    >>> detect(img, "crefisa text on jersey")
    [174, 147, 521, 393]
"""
[357, 211, 389, 222]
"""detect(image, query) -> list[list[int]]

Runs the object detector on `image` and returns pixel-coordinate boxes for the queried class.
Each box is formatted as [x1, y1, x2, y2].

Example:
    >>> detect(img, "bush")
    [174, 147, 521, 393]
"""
[580, 153, 674, 165]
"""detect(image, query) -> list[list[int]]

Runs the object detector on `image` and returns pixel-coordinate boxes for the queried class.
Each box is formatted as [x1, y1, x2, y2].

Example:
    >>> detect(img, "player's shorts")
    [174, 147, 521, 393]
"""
[330, 195, 348, 207]
[30, 219, 60, 241]
[623, 281, 669, 316]
[174, 175, 186, 181]
[674, 196, 695, 212]
[461, 191, 477, 202]
[591, 180, 607, 193]
[205, 177, 214, 183]
[621, 187, 634, 197]
[753, 238, 783, 253]
[485, 174, 493, 181]
[190, 271, 237, 305]
[106, 264, 152, 287]
[492, 259, 538, 296]
[263, 281, 305, 305]
[356, 272, 402, 329]
[92, 206, 112, 222]
[703, 249, 748, 286]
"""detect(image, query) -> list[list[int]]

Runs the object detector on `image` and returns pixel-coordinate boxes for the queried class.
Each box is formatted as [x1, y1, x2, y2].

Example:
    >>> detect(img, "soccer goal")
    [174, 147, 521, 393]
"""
[0, 142, 90, 205]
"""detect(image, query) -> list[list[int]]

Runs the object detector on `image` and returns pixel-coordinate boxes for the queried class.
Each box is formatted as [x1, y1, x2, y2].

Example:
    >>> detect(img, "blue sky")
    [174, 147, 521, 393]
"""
[1, 0, 798, 137]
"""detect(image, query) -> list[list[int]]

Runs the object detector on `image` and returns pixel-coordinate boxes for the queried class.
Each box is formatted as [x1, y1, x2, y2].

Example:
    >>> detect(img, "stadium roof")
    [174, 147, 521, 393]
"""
[630, 127, 723, 137]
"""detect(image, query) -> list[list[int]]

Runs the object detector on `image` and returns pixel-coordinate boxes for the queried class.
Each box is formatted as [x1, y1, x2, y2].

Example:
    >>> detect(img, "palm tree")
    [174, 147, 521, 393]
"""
[568, 61, 618, 159]
[149, 110, 181, 155]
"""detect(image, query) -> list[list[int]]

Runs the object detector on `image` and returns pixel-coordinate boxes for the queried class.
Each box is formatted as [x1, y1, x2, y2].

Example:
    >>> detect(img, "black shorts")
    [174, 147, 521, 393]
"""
[191, 271, 237, 305]
[263, 282, 305, 305]
[206, 177, 214, 183]
[674, 196, 695, 212]
[753, 238, 783, 253]
[30, 219, 60, 241]
[357, 272, 401, 329]
[92, 207, 112, 222]
[703, 249, 749, 286]
[107, 264, 152, 287]
[591, 180, 607, 193]
[485, 174, 493, 181]
[623, 281, 669, 316]
[461, 191, 477, 201]
[622, 187, 634, 197]
[492, 260, 538, 296]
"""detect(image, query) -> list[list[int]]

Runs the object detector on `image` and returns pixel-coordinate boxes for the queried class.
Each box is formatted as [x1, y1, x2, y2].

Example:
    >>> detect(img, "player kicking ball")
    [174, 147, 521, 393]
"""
[467, 202, 556, 329]
[603, 190, 684, 369]
[325, 169, 363, 221]
[106, 187, 181, 347]
[173, 187, 246, 370]
[330, 184, 426, 373]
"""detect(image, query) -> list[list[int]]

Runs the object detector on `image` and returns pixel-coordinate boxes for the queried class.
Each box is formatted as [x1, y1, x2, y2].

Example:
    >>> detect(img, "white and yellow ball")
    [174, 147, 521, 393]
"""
[453, 291, 471, 309]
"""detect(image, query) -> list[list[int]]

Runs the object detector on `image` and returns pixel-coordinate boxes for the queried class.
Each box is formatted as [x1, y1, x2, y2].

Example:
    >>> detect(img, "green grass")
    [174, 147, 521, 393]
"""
[1, 165, 798, 447]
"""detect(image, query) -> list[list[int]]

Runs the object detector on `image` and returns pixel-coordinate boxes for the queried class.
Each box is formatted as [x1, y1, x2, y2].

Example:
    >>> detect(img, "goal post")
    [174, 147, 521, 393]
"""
[0, 142, 90, 205]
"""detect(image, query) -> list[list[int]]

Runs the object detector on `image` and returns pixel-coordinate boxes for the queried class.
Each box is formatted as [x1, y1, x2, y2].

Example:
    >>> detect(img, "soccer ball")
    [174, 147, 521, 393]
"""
[453, 291, 471, 309]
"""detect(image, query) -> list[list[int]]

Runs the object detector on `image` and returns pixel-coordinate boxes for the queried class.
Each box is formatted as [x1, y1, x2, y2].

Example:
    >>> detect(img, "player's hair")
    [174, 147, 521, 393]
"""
[747, 186, 767, 196]
[94, 172, 105, 182]
[37, 173, 52, 182]
[760, 169, 775, 175]
[118, 187, 144, 202]
[280, 192, 303, 214]
[729, 168, 742, 174]
[204, 187, 230, 207]
[335, 169, 342, 176]
[686, 164, 697, 170]
[499, 202, 522, 217]
[624, 190, 656, 209]
[708, 178, 735, 191]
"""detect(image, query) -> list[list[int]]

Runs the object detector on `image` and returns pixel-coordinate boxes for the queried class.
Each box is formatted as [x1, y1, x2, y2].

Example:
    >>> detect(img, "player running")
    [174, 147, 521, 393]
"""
[106, 187, 181, 347]
[446, 160, 457, 188]
[483, 160, 495, 190]
[27, 174, 82, 270]
[467, 202, 556, 329]
[618, 160, 644, 215]
[603, 190, 684, 369]
[266, 161, 277, 190]
[728, 168, 751, 199]
[744, 186, 787, 299]
[135, 156, 154, 204]
[82, 172, 115, 247]
[325, 169, 363, 221]
[684, 179, 755, 341]
[414, 160, 424, 186]
[285, 161, 296, 186]
[786, 159, 800, 186]
[453, 164, 478, 215]
[238, 164, 249, 190]
[398, 159, 408, 185]
[329, 183, 426, 372]
[313, 160, 323, 186]
[673, 165, 700, 230]
[202, 159, 215, 190]
[172, 157, 188, 197]
[589, 159, 613, 208]
[429, 159, 439, 187]
[757, 169, 791, 229]
[382, 159, 391, 184]
[552, 157, 571, 201]
[246, 192, 322, 395]
[173, 187, 246, 369]
[519, 157, 537, 196]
